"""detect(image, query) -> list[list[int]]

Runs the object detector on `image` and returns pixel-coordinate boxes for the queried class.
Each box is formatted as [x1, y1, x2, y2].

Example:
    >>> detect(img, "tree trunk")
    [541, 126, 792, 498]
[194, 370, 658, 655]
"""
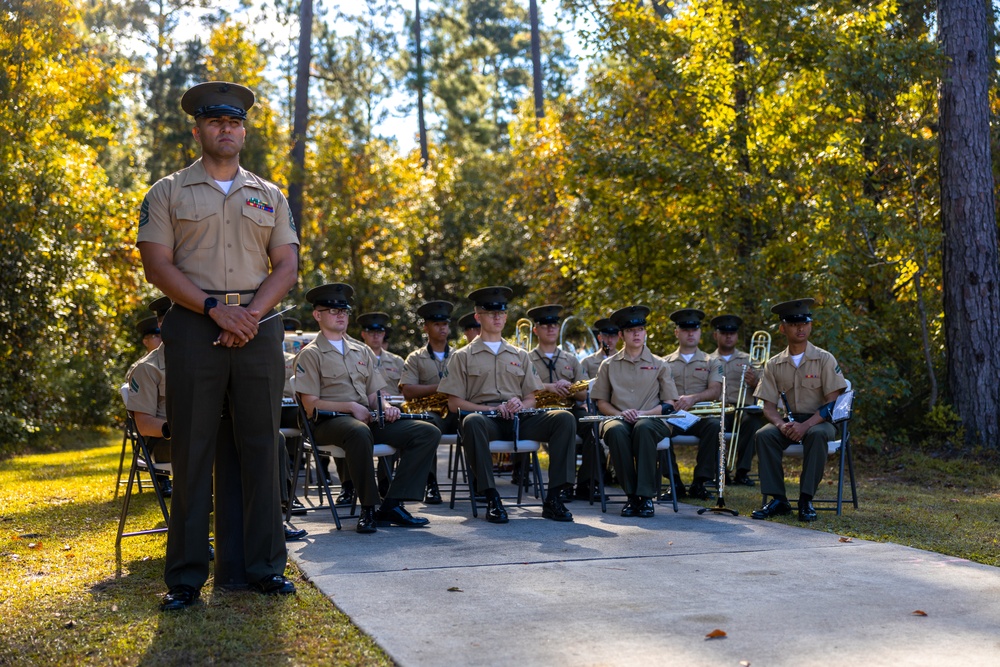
[529, 0, 544, 120]
[288, 0, 313, 245]
[938, 0, 1000, 448]
[415, 0, 429, 167]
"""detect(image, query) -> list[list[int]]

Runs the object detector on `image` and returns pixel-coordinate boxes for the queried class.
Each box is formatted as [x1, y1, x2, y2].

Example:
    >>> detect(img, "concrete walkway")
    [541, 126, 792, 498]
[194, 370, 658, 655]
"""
[286, 470, 1000, 666]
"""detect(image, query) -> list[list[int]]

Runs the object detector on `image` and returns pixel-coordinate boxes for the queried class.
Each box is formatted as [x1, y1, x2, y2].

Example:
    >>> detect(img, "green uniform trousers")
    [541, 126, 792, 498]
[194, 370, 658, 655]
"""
[601, 418, 673, 498]
[667, 416, 722, 485]
[161, 305, 286, 590]
[724, 410, 765, 473]
[755, 416, 836, 498]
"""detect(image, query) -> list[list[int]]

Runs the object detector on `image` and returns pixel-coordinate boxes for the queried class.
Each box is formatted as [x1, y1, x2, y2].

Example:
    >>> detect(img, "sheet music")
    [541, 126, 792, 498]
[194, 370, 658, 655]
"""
[665, 409, 701, 431]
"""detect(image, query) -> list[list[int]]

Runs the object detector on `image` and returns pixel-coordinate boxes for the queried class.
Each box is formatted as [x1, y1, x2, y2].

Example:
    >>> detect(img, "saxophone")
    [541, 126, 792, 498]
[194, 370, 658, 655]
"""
[535, 380, 590, 409]
[401, 391, 450, 417]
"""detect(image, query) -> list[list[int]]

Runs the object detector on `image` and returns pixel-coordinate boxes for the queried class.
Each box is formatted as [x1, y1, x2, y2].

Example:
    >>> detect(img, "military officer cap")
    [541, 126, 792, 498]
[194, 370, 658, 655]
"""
[711, 314, 743, 333]
[593, 318, 620, 335]
[771, 298, 814, 323]
[670, 308, 705, 329]
[180, 81, 255, 120]
[357, 312, 392, 332]
[458, 312, 480, 330]
[417, 300, 454, 322]
[527, 304, 563, 325]
[306, 283, 354, 310]
[611, 305, 651, 330]
[468, 286, 513, 311]
[136, 316, 160, 338]
[282, 317, 301, 332]
[147, 296, 171, 318]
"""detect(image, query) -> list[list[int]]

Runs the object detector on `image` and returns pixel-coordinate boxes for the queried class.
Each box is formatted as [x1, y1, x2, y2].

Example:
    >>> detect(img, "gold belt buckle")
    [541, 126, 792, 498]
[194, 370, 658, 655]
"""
[224, 293, 241, 306]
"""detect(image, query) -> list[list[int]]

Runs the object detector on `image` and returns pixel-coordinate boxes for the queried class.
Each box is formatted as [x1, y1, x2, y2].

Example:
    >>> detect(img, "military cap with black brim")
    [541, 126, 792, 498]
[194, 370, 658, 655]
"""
[148, 296, 171, 318]
[282, 317, 301, 332]
[611, 305, 651, 330]
[670, 308, 705, 329]
[468, 286, 513, 311]
[593, 317, 620, 335]
[181, 81, 255, 120]
[417, 300, 454, 322]
[458, 312, 480, 330]
[771, 298, 814, 323]
[527, 304, 563, 325]
[136, 316, 160, 338]
[357, 312, 392, 332]
[711, 314, 743, 332]
[306, 283, 354, 309]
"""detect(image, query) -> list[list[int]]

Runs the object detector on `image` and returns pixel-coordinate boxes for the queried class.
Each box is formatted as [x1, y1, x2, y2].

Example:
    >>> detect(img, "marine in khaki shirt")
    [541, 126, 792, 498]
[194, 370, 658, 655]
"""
[357, 312, 405, 395]
[659, 308, 723, 499]
[591, 305, 679, 517]
[438, 286, 577, 524]
[125, 316, 171, 494]
[295, 283, 439, 534]
[751, 299, 847, 524]
[580, 318, 621, 380]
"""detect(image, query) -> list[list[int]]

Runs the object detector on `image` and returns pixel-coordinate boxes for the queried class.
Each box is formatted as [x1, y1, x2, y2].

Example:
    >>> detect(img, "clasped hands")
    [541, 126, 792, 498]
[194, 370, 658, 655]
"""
[212, 305, 261, 348]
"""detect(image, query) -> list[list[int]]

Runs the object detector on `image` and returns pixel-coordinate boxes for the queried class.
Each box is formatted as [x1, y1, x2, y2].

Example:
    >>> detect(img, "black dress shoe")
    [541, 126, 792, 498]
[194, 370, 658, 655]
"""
[287, 497, 308, 516]
[160, 584, 199, 611]
[733, 471, 755, 486]
[208, 543, 215, 562]
[157, 476, 172, 498]
[636, 497, 655, 518]
[423, 482, 443, 505]
[798, 501, 818, 522]
[375, 505, 430, 527]
[620, 498, 637, 518]
[485, 497, 509, 524]
[558, 486, 572, 503]
[284, 526, 308, 541]
[658, 484, 687, 502]
[253, 574, 296, 595]
[751, 498, 793, 520]
[542, 497, 574, 522]
[688, 481, 712, 500]
[336, 485, 356, 506]
[356, 506, 377, 533]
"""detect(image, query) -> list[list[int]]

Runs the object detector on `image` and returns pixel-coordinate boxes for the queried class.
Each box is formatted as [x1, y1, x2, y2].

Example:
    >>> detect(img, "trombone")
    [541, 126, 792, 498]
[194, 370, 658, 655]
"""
[511, 317, 534, 350]
[728, 330, 771, 470]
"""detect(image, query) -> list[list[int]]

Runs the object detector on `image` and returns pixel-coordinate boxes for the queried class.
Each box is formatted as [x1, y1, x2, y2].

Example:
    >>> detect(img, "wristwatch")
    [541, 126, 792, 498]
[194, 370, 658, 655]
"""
[203, 297, 219, 316]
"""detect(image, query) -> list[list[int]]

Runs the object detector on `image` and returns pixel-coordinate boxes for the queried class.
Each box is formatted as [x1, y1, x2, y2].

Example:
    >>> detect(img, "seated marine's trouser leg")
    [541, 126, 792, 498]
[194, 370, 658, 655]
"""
[519, 409, 576, 489]
[313, 417, 379, 506]
[601, 420, 637, 496]
[694, 417, 721, 482]
[632, 419, 672, 498]
[371, 420, 441, 501]
[427, 412, 459, 479]
[799, 420, 836, 496]
[725, 411, 764, 472]
[459, 414, 504, 491]
[572, 406, 602, 485]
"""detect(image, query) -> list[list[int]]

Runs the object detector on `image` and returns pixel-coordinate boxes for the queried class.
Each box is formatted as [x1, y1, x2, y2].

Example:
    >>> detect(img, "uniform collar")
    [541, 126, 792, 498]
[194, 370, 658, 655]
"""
[666, 348, 708, 362]
[469, 337, 517, 355]
[180, 158, 257, 194]
[773, 341, 818, 364]
[611, 345, 654, 363]
[315, 334, 362, 354]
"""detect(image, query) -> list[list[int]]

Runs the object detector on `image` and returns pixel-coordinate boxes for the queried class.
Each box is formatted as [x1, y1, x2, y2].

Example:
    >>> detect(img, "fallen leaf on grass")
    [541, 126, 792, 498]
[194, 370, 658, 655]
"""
[61, 544, 71, 551]
[912, 610, 928, 616]
[839, 537, 853, 543]
[28, 542, 43, 549]
[705, 629, 727, 639]
[668, 541, 673, 545]
[447, 587, 463, 592]
[111, 605, 118, 612]
[141, 556, 151, 561]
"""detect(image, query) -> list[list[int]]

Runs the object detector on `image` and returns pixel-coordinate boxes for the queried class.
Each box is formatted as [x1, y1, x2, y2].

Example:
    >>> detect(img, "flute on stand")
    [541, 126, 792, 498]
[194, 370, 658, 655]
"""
[699, 377, 738, 516]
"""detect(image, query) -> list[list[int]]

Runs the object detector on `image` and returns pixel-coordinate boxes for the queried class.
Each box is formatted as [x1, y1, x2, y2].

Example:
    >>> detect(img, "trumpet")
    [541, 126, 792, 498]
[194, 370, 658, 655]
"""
[728, 330, 771, 470]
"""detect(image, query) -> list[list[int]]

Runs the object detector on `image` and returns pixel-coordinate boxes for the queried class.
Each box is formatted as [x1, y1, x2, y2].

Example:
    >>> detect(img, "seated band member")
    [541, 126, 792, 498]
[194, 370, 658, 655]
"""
[295, 283, 440, 534]
[581, 318, 621, 380]
[708, 314, 764, 486]
[437, 286, 576, 524]
[661, 308, 723, 501]
[400, 300, 458, 504]
[458, 311, 480, 343]
[590, 305, 679, 518]
[526, 304, 597, 501]
[359, 312, 405, 395]
[126, 314, 172, 498]
[751, 299, 847, 522]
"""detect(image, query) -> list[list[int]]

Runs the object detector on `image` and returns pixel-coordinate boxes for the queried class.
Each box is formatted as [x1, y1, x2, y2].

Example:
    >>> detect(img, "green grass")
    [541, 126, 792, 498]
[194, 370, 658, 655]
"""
[0, 430, 391, 667]
[2, 432, 999, 665]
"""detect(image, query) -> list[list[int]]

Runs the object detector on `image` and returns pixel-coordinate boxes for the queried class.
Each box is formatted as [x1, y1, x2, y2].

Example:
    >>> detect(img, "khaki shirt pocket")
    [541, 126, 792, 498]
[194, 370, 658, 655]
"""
[241, 204, 275, 252]
[174, 206, 219, 249]
[801, 375, 823, 391]
[690, 366, 710, 388]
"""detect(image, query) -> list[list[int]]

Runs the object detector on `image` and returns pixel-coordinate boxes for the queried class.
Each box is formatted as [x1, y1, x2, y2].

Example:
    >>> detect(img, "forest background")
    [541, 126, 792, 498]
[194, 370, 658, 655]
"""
[0, 0, 993, 458]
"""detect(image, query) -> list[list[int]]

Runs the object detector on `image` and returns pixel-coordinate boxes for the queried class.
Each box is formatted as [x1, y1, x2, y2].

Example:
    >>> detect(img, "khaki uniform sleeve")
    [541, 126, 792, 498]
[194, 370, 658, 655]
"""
[293, 347, 323, 397]
[400, 351, 422, 387]
[136, 180, 174, 248]
[437, 351, 467, 400]
[821, 353, 848, 394]
[267, 188, 299, 250]
[126, 362, 162, 417]
[522, 354, 544, 395]
[363, 348, 388, 396]
[590, 362, 612, 403]
[754, 359, 780, 405]
[658, 364, 679, 402]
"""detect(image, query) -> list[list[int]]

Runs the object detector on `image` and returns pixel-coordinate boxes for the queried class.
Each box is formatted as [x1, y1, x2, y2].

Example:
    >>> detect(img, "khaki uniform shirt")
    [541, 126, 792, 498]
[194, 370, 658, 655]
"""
[373, 349, 405, 394]
[400, 345, 452, 387]
[294, 336, 386, 404]
[708, 348, 752, 404]
[136, 158, 299, 292]
[283, 351, 296, 399]
[590, 346, 679, 412]
[581, 350, 612, 380]
[529, 348, 584, 385]
[126, 345, 166, 419]
[438, 338, 543, 404]
[754, 341, 847, 414]
[663, 348, 724, 397]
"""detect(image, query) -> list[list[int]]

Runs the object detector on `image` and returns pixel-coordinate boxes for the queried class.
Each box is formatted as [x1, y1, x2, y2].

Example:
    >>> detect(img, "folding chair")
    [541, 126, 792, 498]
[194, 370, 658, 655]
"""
[115, 386, 171, 562]
[765, 383, 857, 515]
